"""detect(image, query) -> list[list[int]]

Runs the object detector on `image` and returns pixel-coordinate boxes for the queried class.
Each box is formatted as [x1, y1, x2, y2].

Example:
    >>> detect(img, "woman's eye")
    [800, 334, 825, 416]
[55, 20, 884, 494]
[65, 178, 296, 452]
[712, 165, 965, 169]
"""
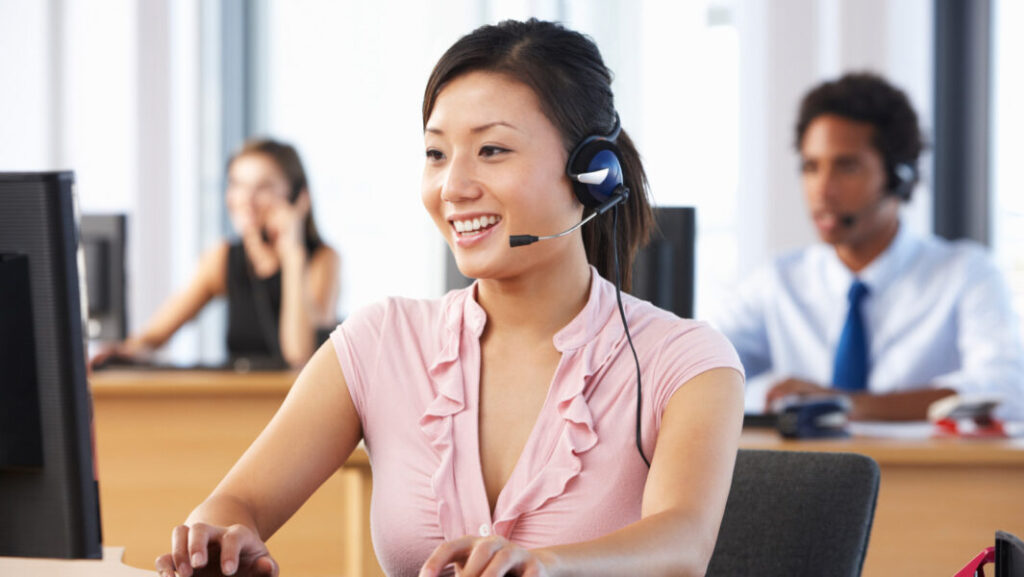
[425, 149, 445, 161]
[480, 145, 509, 158]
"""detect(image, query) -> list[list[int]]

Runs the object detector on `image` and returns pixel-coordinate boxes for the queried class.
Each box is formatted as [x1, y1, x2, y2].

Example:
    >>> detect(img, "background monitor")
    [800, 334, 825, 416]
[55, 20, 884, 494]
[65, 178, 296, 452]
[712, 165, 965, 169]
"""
[80, 214, 127, 342]
[444, 206, 696, 319]
[0, 171, 103, 559]
[630, 206, 696, 319]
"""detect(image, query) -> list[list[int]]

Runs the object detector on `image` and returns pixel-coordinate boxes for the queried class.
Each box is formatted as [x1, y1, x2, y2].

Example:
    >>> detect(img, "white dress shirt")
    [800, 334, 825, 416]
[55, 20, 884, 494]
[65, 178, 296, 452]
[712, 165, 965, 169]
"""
[708, 223, 1024, 420]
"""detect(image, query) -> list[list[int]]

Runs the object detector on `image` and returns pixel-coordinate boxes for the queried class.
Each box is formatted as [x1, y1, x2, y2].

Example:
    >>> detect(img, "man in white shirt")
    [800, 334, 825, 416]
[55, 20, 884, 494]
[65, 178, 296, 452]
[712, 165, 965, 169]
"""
[710, 73, 1024, 421]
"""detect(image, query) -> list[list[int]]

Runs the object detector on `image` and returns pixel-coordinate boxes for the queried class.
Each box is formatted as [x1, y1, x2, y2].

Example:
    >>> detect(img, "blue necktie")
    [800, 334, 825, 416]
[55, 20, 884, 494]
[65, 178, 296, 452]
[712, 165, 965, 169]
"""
[832, 280, 870, 391]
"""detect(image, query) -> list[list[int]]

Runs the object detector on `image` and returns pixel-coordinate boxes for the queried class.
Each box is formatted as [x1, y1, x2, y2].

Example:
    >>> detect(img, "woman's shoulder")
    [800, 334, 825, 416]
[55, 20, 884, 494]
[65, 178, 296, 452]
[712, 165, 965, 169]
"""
[311, 242, 340, 264]
[624, 295, 740, 364]
[623, 293, 718, 339]
[341, 287, 469, 338]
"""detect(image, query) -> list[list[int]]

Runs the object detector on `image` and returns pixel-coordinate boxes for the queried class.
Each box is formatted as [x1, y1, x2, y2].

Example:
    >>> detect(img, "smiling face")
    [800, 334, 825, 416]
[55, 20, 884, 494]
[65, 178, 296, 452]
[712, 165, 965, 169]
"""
[225, 152, 293, 236]
[422, 70, 583, 281]
[799, 114, 899, 250]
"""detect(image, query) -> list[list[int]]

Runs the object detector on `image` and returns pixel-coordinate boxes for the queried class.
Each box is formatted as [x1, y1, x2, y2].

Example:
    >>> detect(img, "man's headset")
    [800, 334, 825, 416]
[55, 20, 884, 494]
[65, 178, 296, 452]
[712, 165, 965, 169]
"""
[509, 114, 651, 467]
[887, 161, 917, 202]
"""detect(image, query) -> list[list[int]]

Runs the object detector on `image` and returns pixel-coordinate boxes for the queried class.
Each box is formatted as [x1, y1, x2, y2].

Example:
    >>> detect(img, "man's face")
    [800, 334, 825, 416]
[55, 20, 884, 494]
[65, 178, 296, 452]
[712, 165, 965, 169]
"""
[799, 114, 899, 249]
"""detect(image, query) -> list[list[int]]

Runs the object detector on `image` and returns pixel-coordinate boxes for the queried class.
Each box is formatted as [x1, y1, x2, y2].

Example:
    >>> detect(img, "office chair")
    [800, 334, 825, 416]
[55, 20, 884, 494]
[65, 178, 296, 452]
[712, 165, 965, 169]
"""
[706, 449, 880, 577]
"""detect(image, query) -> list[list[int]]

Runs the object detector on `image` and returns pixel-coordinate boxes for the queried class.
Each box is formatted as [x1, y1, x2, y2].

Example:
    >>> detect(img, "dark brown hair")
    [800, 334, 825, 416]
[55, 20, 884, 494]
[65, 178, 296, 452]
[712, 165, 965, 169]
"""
[422, 19, 653, 290]
[229, 138, 324, 253]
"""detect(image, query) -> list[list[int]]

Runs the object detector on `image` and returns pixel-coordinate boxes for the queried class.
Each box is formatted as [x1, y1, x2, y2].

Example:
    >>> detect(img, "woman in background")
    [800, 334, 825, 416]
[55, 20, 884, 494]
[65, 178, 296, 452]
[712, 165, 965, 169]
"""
[156, 20, 743, 577]
[91, 138, 340, 369]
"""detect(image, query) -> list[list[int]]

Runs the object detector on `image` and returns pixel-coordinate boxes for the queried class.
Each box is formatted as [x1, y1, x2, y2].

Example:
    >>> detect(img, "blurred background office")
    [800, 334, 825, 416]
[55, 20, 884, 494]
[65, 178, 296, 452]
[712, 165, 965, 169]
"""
[0, 0, 1020, 367]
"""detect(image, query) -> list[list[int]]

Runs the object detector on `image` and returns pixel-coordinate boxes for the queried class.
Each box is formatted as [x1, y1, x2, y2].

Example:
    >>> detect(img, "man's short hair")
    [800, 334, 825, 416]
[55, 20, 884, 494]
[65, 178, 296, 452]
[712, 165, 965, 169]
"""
[795, 72, 924, 200]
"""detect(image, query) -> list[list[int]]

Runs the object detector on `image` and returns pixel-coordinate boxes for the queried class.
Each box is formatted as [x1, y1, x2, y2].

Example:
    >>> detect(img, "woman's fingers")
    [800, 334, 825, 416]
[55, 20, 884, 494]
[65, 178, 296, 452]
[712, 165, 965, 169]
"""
[154, 553, 176, 577]
[480, 547, 520, 577]
[187, 522, 223, 569]
[170, 524, 194, 577]
[217, 525, 247, 575]
[217, 523, 273, 575]
[160, 522, 274, 577]
[459, 537, 507, 576]
[419, 535, 476, 577]
[253, 554, 280, 577]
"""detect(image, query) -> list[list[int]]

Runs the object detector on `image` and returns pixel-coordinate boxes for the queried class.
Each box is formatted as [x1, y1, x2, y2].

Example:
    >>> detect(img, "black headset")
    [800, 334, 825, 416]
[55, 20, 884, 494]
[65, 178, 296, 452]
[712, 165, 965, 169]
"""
[887, 161, 917, 202]
[565, 114, 651, 468]
[567, 114, 628, 208]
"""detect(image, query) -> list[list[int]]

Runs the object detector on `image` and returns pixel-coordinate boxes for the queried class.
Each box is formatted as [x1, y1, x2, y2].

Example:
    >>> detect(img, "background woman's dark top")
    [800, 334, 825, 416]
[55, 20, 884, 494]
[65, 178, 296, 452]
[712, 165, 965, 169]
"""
[226, 242, 284, 363]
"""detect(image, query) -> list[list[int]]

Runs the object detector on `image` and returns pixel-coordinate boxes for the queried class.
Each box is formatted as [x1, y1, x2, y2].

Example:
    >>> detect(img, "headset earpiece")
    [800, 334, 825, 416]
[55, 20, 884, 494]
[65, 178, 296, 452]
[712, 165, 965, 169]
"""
[567, 139, 625, 207]
[566, 114, 626, 208]
[888, 162, 917, 201]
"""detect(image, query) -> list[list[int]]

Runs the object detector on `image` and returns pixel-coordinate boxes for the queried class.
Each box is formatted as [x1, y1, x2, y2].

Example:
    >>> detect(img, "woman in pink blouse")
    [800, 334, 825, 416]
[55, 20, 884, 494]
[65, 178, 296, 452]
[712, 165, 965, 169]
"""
[156, 19, 744, 577]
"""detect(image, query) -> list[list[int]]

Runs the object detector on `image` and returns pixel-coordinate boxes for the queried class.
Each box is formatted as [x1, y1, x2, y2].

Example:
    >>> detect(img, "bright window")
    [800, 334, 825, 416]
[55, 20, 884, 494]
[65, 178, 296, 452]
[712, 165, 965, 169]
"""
[992, 0, 1024, 328]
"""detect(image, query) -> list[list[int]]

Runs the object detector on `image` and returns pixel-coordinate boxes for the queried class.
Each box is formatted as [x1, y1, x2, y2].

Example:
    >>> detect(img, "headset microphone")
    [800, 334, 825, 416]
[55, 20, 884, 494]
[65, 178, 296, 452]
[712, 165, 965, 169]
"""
[509, 185, 628, 247]
[837, 189, 896, 228]
[838, 161, 917, 227]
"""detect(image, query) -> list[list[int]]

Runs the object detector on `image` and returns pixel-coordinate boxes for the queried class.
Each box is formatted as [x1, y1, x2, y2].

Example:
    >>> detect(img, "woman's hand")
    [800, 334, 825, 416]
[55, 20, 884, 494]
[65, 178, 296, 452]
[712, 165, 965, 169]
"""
[419, 535, 556, 577]
[88, 339, 150, 371]
[765, 377, 836, 411]
[154, 522, 278, 577]
[263, 190, 311, 258]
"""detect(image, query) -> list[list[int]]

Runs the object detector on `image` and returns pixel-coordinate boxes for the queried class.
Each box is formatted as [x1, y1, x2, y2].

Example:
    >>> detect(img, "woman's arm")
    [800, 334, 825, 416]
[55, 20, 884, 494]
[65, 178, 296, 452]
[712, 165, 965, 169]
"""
[156, 340, 362, 577]
[420, 366, 746, 577]
[92, 243, 229, 368]
[277, 244, 340, 368]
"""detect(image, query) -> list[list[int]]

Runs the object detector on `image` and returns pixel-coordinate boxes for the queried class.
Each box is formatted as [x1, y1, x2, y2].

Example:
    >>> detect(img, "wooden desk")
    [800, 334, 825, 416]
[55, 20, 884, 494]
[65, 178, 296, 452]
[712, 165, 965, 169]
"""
[90, 370, 382, 577]
[93, 370, 1024, 577]
[740, 429, 1024, 576]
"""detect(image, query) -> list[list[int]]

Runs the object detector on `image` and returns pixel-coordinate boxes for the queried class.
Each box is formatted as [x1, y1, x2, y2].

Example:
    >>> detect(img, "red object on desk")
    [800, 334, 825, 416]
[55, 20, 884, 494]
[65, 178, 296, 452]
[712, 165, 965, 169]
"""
[933, 417, 1008, 439]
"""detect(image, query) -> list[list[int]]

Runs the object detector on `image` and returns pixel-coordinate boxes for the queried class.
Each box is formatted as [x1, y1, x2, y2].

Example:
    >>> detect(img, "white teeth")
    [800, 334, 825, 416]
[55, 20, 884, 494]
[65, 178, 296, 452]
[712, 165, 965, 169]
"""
[452, 216, 501, 234]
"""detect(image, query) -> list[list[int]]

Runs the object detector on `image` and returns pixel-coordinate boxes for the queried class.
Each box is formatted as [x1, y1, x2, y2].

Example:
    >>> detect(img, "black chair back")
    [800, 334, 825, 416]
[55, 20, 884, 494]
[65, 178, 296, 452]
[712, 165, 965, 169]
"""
[706, 449, 880, 577]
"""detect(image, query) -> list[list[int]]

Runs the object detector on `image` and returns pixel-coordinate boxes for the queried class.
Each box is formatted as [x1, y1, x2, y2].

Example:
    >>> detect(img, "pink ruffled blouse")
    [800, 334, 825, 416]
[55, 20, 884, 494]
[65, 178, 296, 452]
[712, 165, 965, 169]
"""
[331, 268, 742, 577]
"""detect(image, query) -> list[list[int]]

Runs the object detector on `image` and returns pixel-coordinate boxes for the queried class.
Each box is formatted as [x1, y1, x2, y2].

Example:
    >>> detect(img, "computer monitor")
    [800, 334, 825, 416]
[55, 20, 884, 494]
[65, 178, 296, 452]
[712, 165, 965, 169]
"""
[80, 214, 127, 342]
[630, 206, 696, 319]
[444, 206, 696, 319]
[0, 171, 103, 559]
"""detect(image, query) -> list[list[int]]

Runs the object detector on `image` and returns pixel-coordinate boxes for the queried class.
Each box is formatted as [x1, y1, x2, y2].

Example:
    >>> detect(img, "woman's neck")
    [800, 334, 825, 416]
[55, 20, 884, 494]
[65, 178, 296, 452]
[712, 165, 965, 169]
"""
[475, 252, 592, 341]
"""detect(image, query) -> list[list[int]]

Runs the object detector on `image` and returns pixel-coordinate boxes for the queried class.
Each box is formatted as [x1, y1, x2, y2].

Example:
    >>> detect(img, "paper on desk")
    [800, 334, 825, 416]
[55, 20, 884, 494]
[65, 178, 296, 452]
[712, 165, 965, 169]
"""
[848, 421, 935, 439]
[850, 421, 1024, 439]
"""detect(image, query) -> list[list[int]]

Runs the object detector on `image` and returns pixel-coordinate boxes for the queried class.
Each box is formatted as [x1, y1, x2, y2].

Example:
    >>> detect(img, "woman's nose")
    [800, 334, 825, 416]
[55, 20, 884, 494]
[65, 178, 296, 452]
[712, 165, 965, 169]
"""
[440, 154, 483, 203]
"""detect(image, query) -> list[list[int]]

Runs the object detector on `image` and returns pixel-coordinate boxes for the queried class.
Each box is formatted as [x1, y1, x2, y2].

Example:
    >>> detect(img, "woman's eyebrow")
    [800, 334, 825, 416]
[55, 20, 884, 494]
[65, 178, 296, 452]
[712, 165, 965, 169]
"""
[424, 121, 523, 135]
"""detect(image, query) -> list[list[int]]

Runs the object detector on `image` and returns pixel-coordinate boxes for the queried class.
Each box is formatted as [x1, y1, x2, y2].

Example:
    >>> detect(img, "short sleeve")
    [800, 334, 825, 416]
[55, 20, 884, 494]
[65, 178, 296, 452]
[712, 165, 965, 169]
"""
[650, 321, 745, 430]
[330, 300, 390, 422]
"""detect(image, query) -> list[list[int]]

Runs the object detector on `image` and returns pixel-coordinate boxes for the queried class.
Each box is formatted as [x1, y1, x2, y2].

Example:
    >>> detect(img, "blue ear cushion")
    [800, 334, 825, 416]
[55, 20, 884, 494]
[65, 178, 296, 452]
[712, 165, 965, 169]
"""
[567, 138, 625, 208]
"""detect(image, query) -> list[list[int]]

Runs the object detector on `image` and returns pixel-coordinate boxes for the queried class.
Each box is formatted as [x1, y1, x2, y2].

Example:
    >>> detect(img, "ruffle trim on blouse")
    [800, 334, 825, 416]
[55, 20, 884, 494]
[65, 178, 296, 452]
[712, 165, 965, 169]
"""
[417, 287, 484, 540]
[493, 277, 625, 536]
